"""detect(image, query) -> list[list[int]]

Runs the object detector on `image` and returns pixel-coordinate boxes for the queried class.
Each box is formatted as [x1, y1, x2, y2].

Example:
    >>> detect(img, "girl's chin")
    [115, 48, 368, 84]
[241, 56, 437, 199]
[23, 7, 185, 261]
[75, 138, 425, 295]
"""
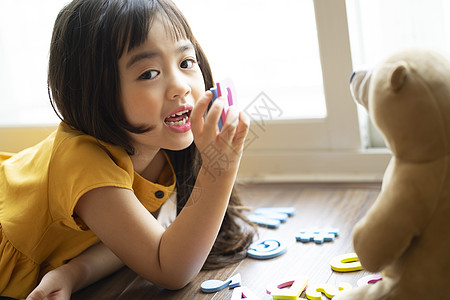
[165, 135, 194, 151]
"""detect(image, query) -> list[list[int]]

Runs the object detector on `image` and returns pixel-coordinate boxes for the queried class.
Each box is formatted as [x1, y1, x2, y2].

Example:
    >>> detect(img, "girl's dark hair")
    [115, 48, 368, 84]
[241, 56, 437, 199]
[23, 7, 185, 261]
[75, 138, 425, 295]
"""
[48, 0, 256, 268]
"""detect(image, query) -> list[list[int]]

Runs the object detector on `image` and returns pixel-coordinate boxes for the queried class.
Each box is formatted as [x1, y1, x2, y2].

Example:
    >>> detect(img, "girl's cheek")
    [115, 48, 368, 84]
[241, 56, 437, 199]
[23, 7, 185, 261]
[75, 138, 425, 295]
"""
[192, 88, 206, 104]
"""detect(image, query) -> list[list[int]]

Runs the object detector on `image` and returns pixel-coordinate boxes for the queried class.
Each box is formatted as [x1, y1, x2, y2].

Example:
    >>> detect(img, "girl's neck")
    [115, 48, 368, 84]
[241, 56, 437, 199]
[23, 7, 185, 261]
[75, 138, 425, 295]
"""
[131, 149, 167, 182]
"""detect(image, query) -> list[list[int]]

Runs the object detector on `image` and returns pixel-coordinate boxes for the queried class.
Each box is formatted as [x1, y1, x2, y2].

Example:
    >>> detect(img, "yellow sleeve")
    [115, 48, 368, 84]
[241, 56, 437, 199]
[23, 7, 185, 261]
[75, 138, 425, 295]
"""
[47, 127, 135, 230]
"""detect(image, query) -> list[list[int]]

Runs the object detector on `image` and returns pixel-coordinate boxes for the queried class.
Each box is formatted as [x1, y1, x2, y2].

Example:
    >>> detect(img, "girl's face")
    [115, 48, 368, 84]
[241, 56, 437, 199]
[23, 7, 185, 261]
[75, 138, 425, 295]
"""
[118, 17, 205, 155]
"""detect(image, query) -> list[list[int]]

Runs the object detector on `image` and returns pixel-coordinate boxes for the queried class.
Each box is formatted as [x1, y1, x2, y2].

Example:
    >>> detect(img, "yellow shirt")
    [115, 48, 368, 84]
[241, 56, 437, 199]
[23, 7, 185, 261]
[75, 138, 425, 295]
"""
[0, 123, 175, 298]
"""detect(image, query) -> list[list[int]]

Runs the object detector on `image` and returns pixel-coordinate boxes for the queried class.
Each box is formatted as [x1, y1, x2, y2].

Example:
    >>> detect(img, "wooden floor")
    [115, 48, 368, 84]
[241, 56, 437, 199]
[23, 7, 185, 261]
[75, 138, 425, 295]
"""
[72, 182, 381, 299]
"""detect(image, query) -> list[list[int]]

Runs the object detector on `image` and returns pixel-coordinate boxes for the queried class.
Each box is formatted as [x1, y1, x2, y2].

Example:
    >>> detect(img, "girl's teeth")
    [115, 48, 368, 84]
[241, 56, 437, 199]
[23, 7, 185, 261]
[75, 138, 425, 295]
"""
[166, 116, 188, 126]
[168, 110, 188, 119]
[176, 110, 188, 116]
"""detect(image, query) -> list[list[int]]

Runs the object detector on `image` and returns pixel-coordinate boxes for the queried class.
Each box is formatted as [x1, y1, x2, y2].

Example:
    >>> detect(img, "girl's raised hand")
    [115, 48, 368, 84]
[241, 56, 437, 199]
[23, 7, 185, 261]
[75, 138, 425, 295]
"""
[190, 91, 250, 175]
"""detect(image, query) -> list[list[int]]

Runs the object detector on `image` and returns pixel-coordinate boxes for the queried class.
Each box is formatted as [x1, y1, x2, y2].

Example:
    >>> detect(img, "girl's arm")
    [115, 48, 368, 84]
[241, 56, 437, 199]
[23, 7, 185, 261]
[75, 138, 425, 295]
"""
[74, 92, 249, 290]
[27, 243, 123, 300]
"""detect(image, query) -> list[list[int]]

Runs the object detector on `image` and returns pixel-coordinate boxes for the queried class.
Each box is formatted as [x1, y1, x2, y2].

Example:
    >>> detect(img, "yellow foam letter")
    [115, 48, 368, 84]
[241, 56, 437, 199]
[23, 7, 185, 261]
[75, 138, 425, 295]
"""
[267, 276, 309, 300]
[330, 252, 362, 272]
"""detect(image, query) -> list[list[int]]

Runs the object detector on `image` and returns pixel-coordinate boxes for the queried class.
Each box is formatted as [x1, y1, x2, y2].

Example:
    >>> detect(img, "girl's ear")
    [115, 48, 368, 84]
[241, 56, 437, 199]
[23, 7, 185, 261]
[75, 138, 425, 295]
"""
[390, 62, 408, 92]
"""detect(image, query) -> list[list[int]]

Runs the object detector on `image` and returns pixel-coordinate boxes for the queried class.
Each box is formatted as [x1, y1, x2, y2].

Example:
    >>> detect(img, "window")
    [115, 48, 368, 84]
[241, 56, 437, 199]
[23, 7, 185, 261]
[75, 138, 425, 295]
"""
[346, 0, 450, 148]
[347, 0, 450, 69]
[175, 0, 327, 120]
[0, 0, 67, 126]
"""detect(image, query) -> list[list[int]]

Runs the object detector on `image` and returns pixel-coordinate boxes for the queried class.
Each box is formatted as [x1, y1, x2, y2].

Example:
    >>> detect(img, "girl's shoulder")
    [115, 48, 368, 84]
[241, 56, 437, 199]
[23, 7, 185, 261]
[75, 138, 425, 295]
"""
[52, 122, 133, 173]
[1, 122, 133, 178]
[47, 123, 136, 222]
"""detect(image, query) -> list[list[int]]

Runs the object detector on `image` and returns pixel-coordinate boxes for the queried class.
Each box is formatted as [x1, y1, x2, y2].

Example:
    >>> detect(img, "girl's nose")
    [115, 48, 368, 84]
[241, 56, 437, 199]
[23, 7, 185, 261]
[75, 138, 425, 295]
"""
[167, 72, 191, 100]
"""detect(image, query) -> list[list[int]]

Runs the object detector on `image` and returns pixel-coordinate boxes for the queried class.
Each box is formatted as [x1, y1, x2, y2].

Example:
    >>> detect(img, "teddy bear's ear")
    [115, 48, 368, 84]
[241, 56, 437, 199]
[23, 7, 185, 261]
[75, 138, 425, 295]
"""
[390, 62, 408, 92]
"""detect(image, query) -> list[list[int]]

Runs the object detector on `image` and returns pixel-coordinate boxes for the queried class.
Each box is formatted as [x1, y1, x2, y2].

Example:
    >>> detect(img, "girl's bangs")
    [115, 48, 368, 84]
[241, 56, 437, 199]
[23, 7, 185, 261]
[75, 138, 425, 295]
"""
[157, 2, 192, 42]
[117, 0, 193, 58]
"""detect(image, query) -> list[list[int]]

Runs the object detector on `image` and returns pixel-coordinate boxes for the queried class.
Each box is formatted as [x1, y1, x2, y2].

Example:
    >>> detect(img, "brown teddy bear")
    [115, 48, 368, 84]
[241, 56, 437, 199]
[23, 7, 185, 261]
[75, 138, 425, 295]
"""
[335, 49, 450, 300]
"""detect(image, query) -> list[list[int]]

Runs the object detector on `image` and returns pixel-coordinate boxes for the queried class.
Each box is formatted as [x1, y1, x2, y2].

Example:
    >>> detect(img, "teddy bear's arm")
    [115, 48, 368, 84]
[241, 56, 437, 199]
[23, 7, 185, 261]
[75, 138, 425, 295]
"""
[352, 160, 444, 272]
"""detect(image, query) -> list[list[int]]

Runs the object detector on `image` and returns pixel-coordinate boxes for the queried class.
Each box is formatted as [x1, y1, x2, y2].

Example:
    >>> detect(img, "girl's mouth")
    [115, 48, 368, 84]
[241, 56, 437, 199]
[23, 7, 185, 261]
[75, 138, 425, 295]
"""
[164, 109, 191, 126]
[164, 106, 193, 133]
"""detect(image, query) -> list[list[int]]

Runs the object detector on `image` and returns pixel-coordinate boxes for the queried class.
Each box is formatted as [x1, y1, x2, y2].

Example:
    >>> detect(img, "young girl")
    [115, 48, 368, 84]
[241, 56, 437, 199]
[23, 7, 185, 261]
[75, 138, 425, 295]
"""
[0, 0, 256, 298]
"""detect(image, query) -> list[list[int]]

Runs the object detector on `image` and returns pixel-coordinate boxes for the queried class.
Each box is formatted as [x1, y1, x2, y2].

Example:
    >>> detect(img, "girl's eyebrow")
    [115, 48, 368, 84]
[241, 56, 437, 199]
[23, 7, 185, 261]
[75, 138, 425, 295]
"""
[126, 51, 159, 69]
[126, 42, 195, 69]
[177, 42, 195, 55]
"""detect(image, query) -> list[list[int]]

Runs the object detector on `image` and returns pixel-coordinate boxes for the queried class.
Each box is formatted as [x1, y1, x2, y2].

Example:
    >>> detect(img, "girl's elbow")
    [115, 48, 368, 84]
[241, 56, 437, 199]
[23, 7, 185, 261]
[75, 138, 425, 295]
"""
[162, 272, 193, 290]
[163, 279, 191, 291]
[143, 272, 193, 291]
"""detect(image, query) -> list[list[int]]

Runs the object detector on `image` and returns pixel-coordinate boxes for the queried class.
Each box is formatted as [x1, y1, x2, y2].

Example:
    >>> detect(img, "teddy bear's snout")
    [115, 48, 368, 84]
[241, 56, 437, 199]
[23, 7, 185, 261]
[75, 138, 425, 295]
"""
[350, 70, 372, 110]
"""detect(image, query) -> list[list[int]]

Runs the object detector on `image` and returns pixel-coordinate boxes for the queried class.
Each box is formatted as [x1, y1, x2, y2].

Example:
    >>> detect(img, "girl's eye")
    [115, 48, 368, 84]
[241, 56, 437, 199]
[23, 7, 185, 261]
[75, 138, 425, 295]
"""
[180, 59, 196, 69]
[139, 70, 159, 80]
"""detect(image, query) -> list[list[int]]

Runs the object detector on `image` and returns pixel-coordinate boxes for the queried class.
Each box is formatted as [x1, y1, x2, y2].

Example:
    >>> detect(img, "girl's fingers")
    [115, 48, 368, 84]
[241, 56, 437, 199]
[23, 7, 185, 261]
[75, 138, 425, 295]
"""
[232, 111, 250, 151]
[234, 111, 250, 143]
[218, 105, 239, 144]
[191, 92, 249, 151]
[202, 97, 226, 137]
[27, 283, 51, 300]
[190, 91, 212, 136]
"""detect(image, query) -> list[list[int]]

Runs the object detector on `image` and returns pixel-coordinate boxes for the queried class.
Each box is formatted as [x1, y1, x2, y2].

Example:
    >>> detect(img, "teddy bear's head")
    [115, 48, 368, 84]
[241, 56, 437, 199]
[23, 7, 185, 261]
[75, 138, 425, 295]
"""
[350, 49, 450, 163]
